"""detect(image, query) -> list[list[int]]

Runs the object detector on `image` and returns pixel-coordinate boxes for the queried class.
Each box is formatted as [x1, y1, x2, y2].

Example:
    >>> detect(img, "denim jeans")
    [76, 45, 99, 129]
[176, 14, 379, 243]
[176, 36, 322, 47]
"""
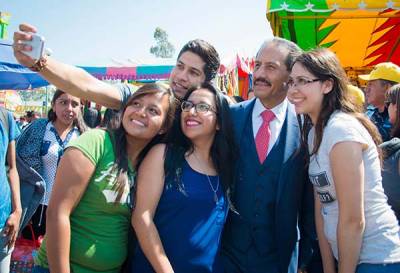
[356, 262, 400, 273]
[0, 228, 13, 273]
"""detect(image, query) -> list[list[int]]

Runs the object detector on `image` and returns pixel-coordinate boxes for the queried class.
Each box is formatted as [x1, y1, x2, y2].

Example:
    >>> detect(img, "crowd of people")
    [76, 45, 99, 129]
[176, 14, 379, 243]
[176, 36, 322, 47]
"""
[0, 22, 399, 273]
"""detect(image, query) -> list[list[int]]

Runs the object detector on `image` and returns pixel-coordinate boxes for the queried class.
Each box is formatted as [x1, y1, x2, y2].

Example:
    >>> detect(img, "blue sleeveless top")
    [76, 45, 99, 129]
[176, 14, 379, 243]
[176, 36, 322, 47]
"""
[132, 160, 228, 273]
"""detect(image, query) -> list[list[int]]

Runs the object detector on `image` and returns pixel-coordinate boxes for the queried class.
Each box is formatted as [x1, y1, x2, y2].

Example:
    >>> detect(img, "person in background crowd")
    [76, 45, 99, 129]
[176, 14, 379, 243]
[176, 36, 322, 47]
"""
[26, 110, 39, 124]
[221, 38, 315, 273]
[347, 84, 365, 111]
[17, 89, 88, 240]
[13, 24, 220, 109]
[17, 116, 28, 130]
[83, 100, 102, 128]
[132, 83, 236, 272]
[0, 106, 21, 273]
[102, 108, 121, 129]
[32, 83, 176, 273]
[381, 83, 400, 221]
[359, 62, 400, 142]
[247, 88, 255, 100]
[288, 48, 400, 273]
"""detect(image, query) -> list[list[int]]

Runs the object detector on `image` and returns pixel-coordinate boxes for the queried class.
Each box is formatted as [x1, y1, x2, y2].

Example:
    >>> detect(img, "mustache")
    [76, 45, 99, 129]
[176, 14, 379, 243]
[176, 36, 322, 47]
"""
[254, 78, 272, 86]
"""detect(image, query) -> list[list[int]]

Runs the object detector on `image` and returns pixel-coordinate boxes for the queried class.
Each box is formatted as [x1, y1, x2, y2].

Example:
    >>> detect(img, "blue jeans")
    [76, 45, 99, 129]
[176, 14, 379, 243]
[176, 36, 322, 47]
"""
[32, 265, 50, 273]
[356, 262, 400, 273]
[0, 228, 13, 273]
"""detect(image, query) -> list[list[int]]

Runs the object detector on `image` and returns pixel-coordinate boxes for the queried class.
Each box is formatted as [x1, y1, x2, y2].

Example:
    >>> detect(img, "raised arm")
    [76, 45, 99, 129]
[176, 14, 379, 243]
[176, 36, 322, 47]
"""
[132, 144, 174, 273]
[13, 24, 123, 109]
[46, 148, 95, 273]
[330, 141, 365, 273]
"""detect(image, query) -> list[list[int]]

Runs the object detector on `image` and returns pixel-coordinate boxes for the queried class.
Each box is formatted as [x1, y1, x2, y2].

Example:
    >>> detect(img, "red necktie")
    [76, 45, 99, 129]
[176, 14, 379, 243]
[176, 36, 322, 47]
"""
[255, 109, 275, 163]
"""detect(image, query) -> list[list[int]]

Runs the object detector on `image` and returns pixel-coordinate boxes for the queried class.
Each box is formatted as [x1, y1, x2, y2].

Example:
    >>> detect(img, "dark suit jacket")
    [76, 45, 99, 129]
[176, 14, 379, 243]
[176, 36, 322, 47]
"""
[226, 99, 315, 273]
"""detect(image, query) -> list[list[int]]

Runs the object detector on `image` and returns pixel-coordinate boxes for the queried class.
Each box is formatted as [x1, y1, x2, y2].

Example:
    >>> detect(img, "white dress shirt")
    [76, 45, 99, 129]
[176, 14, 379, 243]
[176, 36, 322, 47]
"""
[252, 98, 288, 156]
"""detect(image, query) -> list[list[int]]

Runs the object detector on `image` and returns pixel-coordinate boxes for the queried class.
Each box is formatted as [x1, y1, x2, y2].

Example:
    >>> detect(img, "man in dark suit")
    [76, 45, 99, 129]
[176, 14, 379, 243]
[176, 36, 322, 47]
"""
[221, 37, 315, 273]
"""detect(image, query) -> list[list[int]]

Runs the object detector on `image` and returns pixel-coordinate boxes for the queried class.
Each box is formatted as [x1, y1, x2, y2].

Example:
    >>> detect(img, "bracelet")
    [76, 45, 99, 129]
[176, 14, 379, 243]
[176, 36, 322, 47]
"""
[28, 57, 48, 72]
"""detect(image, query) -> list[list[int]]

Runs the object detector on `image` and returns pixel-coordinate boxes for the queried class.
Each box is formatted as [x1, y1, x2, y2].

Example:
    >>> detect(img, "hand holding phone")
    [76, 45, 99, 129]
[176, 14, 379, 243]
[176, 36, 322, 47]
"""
[22, 33, 45, 61]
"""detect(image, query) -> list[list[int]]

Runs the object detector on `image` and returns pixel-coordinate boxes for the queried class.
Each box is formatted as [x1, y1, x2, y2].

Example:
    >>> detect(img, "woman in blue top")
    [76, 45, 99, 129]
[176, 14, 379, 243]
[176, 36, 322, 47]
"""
[132, 83, 236, 273]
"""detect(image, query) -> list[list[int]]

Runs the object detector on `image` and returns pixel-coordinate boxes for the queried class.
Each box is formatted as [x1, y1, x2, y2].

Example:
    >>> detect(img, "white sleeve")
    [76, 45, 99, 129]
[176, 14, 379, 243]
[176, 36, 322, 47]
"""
[325, 117, 369, 153]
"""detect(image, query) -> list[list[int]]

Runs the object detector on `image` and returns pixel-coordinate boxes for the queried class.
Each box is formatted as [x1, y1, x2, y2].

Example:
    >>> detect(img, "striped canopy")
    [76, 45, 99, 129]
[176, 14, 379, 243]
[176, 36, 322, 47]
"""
[0, 39, 173, 90]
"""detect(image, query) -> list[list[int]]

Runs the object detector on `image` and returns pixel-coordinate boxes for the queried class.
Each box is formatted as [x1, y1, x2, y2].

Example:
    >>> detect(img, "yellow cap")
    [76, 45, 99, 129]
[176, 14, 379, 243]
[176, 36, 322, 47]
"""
[347, 84, 365, 107]
[359, 62, 400, 83]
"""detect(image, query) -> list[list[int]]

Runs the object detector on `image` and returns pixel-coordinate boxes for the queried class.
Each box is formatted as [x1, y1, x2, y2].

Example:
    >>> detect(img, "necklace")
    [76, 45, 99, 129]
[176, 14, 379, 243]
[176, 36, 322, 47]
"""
[192, 153, 220, 204]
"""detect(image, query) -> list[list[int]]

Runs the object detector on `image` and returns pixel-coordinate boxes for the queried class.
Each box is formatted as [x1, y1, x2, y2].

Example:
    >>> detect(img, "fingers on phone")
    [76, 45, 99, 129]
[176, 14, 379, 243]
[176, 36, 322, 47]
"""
[19, 23, 37, 33]
[13, 42, 32, 52]
[14, 31, 33, 41]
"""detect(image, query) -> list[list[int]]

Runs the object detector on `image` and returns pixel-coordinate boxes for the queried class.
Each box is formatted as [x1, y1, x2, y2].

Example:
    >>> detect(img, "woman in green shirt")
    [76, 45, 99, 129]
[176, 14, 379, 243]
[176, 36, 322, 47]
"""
[32, 83, 176, 273]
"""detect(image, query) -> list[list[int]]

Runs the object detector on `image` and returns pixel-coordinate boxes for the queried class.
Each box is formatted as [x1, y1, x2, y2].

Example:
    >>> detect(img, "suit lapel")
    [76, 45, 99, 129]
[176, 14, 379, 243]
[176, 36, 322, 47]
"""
[231, 99, 256, 146]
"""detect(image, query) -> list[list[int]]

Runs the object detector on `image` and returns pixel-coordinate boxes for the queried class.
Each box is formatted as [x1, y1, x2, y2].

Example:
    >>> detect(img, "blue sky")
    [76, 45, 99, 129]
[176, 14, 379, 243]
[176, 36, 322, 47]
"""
[1, 0, 273, 66]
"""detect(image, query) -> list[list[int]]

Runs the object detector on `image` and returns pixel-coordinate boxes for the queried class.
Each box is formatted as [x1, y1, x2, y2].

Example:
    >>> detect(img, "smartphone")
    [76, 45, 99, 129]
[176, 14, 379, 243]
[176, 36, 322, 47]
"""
[22, 33, 45, 61]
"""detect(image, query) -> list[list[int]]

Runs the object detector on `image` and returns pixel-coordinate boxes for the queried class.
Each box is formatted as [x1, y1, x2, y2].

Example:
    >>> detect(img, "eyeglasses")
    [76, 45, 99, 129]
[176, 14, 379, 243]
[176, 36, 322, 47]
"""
[181, 101, 216, 114]
[287, 77, 321, 88]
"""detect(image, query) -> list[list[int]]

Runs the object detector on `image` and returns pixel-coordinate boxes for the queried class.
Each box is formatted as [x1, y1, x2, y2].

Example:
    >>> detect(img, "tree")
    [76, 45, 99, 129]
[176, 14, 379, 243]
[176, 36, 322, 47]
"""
[150, 27, 175, 58]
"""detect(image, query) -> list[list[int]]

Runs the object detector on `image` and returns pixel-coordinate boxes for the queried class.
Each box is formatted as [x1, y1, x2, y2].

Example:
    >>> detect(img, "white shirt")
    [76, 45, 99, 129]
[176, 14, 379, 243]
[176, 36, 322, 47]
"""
[252, 98, 288, 155]
[41, 122, 79, 205]
[308, 111, 400, 263]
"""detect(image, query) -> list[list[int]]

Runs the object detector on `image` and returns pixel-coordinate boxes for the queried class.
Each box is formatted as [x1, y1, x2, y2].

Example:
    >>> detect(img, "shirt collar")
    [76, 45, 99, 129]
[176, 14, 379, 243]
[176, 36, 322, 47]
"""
[253, 98, 288, 122]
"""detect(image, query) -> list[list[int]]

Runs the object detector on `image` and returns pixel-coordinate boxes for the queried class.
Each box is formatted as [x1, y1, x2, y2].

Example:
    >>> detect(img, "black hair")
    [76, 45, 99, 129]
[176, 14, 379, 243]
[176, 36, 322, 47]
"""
[178, 39, 220, 82]
[164, 82, 237, 207]
[386, 84, 400, 138]
[47, 89, 88, 134]
[107, 83, 177, 202]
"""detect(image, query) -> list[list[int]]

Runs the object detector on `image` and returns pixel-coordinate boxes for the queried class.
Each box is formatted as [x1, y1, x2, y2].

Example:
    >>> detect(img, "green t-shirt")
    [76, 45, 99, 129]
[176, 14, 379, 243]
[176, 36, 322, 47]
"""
[35, 129, 134, 273]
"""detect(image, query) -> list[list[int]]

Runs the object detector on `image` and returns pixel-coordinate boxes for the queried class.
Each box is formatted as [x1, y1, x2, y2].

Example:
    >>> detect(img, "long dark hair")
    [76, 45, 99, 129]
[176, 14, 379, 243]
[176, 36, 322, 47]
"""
[164, 82, 237, 206]
[47, 89, 88, 133]
[386, 84, 400, 138]
[107, 83, 177, 202]
[294, 48, 382, 159]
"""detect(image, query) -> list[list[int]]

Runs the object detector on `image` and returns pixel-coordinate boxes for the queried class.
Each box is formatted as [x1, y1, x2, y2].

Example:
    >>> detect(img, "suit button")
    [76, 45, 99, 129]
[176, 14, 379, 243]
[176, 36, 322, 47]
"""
[258, 169, 265, 176]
